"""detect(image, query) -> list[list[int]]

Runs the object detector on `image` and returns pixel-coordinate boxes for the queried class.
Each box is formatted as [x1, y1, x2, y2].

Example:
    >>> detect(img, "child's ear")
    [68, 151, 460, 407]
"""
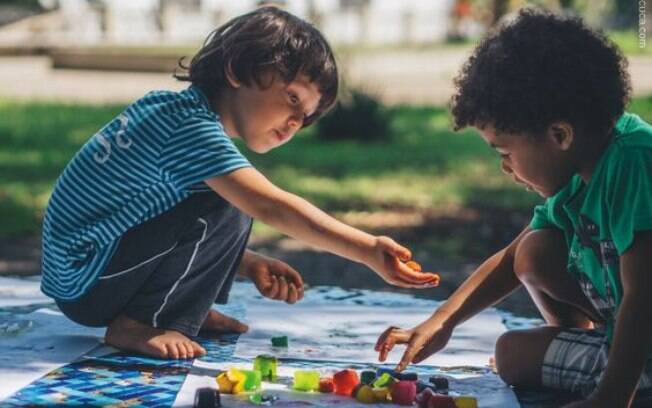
[547, 122, 574, 151]
[225, 63, 241, 88]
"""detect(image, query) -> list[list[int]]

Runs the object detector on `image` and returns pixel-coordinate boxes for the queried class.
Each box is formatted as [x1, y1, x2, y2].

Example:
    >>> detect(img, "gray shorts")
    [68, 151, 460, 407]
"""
[56, 190, 252, 336]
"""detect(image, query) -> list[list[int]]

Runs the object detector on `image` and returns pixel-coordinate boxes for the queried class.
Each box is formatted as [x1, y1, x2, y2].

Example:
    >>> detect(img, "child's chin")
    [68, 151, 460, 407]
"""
[248, 142, 273, 154]
[536, 186, 558, 198]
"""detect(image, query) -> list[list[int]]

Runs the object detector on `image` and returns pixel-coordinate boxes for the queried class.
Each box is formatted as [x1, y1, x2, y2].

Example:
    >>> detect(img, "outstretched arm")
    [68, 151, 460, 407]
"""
[376, 227, 530, 370]
[206, 167, 439, 288]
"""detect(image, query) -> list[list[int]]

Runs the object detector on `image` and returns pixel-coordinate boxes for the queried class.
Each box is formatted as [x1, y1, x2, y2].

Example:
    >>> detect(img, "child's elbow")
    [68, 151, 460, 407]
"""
[245, 193, 290, 226]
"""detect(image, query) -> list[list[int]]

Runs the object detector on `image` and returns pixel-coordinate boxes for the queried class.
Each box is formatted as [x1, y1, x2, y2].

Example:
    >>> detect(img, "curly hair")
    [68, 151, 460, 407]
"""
[451, 8, 631, 138]
[175, 6, 338, 128]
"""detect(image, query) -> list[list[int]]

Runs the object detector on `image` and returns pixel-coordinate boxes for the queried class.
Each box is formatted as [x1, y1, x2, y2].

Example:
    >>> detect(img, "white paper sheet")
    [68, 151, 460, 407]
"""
[233, 299, 504, 367]
[0, 276, 52, 307]
[0, 278, 519, 407]
[0, 308, 105, 400]
[177, 287, 520, 408]
[173, 360, 521, 407]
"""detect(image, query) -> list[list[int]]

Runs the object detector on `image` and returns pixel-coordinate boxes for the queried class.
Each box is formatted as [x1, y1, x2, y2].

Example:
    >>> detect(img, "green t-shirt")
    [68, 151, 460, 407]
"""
[530, 112, 652, 341]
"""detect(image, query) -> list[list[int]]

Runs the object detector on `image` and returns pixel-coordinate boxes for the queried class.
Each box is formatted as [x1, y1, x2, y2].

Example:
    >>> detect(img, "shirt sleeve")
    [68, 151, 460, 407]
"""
[161, 115, 251, 190]
[529, 177, 580, 231]
[606, 148, 652, 255]
[530, 200, 556, 230]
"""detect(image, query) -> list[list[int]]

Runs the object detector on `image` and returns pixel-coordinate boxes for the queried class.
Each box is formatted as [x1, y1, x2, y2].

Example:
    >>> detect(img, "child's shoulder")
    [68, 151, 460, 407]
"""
[612, 113, 652, 150]
[596, 113, 652, 196]
[601, 113, 652, 174]
[129, 87, 217, 125]
[545, 114, 652, 208]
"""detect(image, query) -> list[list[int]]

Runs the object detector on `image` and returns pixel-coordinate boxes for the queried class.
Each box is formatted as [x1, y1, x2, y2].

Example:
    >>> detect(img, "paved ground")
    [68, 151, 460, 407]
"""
[3, 51, 651, 106]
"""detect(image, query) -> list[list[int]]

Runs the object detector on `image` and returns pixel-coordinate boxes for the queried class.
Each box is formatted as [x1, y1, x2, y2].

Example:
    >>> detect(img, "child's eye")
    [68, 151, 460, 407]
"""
[288, 92, 299, 105]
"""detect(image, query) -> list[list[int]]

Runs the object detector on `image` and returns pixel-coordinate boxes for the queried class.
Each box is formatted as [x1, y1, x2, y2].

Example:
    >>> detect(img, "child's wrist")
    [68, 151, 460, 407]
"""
[353, 234, 380, 265]
[238, 250, 257, 278]
[431, 307, 459, 330]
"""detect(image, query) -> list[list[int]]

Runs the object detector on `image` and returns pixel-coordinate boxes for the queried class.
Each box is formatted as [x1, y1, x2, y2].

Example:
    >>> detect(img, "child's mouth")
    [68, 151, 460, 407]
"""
[274, 129, 290, 142]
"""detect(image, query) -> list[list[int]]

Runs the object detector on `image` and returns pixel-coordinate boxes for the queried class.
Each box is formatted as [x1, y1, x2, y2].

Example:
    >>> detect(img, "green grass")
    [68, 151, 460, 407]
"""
[1, 97, 652, 239]
[0, 101, 124, 236]
[608, 30, 651, 56]
[246, 106, 540, 212]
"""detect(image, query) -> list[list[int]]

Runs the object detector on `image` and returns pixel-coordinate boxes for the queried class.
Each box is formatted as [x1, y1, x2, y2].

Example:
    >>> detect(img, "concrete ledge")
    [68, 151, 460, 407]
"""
[50, 49, 188, 72]
[0, 45, 49, 56]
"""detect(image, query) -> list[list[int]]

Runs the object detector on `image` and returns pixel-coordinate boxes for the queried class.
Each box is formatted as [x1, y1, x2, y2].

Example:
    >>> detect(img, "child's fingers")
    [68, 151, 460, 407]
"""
[276, 275, 289, 301]
[393, 260, 440, 284]
[296, 282, 305, 301]
[426, 274, 440, 287]
[258, 277, 273, 297]
[281, 266, 304, 301]
[287, 282, 298, 304]
[375, 326, 411, 361]
[396, 337, 425, 371]
[282, 264, 305, 292]
[397, 347, 417, 372]
[379, 331, 411, 362]
[375, 326, 399, 350]
[266, 275, 279, 299]
[378, 342, 392, 362]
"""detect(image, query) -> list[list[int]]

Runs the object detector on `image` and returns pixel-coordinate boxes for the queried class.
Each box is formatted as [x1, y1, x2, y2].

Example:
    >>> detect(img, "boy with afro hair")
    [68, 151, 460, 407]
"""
[376, 8, 652, 408]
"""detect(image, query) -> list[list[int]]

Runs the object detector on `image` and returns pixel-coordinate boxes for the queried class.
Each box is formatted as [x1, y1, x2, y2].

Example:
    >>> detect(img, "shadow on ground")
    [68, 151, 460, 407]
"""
[0, 205, 540, 318]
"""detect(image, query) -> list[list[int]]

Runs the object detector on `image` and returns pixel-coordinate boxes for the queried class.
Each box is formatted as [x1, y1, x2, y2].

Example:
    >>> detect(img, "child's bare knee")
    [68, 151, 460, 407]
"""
[496, 327, 562, 388]
[495, 331, 521, 385]
[513, 229, 565, 283]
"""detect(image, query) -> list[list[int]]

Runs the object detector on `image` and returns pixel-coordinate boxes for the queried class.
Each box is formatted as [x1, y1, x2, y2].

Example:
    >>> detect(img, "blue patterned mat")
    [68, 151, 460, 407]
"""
[3, 306, 245, 407]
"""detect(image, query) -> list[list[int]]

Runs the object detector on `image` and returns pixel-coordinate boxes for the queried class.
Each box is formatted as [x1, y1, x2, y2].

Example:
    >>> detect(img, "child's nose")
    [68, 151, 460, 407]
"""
[287, 114, 303, 130]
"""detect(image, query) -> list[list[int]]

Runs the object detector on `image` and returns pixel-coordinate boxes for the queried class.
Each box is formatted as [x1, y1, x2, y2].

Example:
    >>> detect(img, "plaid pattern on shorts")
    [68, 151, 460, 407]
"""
[542, 275, 652, 400]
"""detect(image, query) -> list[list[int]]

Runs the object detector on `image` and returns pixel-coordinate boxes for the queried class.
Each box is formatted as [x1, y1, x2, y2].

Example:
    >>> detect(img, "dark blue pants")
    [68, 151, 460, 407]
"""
[57, 191, 252, 336]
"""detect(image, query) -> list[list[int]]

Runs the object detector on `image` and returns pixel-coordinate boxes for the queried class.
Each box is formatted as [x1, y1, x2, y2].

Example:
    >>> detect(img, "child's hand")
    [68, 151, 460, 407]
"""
[375, 317, 453, 371]
[241, 251, 305, 304]
[368, 236, 440, 288]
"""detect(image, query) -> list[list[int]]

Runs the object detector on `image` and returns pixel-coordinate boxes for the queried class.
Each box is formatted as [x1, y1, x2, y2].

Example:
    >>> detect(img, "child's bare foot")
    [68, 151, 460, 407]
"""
[105, 315, 206, 359]
[200, 309, 249, 333]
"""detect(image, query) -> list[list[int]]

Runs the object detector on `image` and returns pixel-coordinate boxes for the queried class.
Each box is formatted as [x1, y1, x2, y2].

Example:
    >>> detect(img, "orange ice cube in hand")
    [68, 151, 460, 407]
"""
[406, 260, 441, 286]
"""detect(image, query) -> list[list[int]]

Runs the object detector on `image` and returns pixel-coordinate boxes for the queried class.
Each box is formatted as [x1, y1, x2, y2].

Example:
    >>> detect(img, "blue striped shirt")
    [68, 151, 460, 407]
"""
[41, 86, 251, 300]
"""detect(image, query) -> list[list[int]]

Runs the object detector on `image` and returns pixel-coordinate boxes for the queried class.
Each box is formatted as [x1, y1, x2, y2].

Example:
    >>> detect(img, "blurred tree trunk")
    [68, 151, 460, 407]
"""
[612, 0, 639, 29]
[306, 0, 322, 28]
[559, 0, 575, 9]
[490, 0, 509, 26]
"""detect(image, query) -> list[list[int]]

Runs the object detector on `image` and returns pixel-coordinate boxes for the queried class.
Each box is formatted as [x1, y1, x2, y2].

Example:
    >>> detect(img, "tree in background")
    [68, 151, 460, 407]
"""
[611, 0, 641, 28]
[0, 0, 43, 26]
[462, 0, 641, 33]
